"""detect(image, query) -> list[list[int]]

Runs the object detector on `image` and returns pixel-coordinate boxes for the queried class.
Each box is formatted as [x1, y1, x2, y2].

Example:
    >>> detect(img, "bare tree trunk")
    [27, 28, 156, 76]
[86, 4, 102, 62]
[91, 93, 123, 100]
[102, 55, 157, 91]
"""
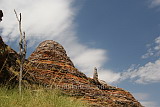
[14, 10, 27, 95]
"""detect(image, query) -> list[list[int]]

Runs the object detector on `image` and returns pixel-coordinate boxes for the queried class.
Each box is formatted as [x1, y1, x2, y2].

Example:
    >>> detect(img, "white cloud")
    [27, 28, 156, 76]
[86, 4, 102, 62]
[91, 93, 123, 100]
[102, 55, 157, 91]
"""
[154, 36, 160, 57]
[142, 36, 160, 59]
[0, 0, 120, 83]
[141, 48, 154, 59]
[120, 36, 160, 84]
[98, 69, 121, 84]
[0, 0, 76, 41]
[149, 0, 160, 7]
[122, 59, 160, 84]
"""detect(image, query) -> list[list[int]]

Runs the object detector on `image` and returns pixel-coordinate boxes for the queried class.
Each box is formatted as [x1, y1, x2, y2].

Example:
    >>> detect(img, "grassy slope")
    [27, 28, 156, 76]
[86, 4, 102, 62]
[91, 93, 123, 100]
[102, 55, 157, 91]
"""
[0, 87, 89, 107]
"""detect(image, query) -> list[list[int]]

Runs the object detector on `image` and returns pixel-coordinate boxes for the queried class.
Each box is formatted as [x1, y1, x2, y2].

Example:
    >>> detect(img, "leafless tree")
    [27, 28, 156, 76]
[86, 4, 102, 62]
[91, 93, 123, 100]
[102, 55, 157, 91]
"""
[14, 10, 27, 95]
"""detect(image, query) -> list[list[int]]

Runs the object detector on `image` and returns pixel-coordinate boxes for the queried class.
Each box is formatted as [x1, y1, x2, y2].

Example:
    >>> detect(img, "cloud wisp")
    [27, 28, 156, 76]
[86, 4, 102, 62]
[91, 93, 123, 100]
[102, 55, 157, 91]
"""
[0, 0, 120, 83]
[148, 0, 160, 7]
[121, 36, 160, 84]
[118, 1, 160, 84]
[122, 59, 160, 84]
[142, 36, 160, 59]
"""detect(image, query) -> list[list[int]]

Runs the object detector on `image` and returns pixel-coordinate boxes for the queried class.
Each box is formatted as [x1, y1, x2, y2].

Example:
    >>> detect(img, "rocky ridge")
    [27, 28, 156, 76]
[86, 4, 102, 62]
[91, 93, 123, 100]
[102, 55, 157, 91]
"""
[0, 36, 19, 84]
[0, 37, 143, 107]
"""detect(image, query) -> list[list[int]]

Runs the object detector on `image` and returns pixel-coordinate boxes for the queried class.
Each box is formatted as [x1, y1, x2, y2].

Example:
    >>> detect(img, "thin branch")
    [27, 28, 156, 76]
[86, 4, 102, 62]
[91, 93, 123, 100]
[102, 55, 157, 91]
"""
[14, 9, 20, 22]
[14, 9, 27, 95]
[23, 32, 27, 56]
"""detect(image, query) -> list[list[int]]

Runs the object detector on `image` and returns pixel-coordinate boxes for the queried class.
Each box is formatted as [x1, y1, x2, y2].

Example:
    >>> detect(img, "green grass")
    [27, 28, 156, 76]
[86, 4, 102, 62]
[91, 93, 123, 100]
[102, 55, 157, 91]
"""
[0, 87, 89, 107]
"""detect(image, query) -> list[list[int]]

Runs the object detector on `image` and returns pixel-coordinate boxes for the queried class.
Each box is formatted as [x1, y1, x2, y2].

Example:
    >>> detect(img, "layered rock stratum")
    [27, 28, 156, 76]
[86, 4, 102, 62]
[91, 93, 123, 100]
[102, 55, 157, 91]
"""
[0, 37, 143, 107]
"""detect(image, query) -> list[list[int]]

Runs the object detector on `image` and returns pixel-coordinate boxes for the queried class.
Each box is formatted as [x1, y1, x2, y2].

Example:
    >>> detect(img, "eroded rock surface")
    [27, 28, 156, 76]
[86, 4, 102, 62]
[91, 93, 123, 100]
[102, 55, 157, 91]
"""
[29, 40, 74, 67]
[27, 40, 143, 107]
[0, 38, 143, 107]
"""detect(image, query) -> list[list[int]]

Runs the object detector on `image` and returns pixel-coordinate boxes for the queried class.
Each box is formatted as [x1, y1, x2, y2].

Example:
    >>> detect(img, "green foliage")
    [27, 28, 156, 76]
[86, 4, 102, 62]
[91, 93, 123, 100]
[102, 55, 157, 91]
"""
[0, 87, 89, 107]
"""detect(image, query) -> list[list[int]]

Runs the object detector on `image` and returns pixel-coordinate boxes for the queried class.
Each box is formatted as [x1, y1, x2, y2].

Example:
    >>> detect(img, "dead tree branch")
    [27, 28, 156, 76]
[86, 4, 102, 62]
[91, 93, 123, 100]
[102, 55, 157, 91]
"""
[14, 9, 27, 95]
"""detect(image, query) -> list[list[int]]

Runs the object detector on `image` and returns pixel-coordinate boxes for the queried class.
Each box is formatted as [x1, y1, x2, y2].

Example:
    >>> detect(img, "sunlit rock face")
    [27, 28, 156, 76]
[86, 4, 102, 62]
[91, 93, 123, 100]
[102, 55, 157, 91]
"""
[0, 37, 143, 107]
[27, 40, 143, 107]
[28, 40, 74, 67]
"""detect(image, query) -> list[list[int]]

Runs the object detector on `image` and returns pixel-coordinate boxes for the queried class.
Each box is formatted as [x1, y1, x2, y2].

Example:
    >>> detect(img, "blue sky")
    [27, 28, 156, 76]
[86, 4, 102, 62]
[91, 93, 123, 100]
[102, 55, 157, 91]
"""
[76, 0, 160, 69]
[75, 1, 160, 106]
[0, 0, 160, 107]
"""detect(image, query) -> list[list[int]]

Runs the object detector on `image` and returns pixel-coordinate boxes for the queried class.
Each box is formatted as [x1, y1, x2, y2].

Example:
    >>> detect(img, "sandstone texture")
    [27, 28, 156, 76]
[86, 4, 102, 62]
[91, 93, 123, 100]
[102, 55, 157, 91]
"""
[28, 40, 74, 67]
[0, 37, 143, 107]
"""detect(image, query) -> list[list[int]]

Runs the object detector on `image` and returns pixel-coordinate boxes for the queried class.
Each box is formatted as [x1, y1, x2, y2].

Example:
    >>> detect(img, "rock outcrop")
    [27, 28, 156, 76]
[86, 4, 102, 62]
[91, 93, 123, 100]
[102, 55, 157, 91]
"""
[27, 40, 143, 107]
[29, 40, 74, 67]
[0, 36, 19, 85]
[0, 38, 143, 107]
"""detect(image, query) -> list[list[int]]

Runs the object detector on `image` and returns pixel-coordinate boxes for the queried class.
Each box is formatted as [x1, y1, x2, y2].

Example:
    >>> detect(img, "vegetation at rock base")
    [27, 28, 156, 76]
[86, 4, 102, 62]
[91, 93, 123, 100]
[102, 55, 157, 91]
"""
[0, 87, 89, 107]
[0, 38, 143, 107]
